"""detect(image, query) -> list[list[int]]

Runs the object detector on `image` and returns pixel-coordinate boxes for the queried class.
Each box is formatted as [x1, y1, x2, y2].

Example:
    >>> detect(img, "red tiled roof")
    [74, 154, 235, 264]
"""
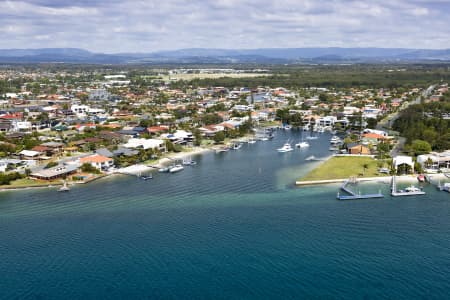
[80, 154, 112, 164]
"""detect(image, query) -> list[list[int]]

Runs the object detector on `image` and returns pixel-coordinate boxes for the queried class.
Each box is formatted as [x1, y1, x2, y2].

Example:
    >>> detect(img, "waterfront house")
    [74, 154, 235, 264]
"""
[123, 138, 166, 151]
[417, 151, 450, 171]
[347, 143, 371, 155]
[30, 164, 79, 180]
[79, 154, 114, 171]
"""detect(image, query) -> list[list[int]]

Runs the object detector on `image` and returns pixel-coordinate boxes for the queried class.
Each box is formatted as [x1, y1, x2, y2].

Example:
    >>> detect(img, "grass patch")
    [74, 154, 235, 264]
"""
[0, 178, 59, 189]
[300, 156, 385, 181]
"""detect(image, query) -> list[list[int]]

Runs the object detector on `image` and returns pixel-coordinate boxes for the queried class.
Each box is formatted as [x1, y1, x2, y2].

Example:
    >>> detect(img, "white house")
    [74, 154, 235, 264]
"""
[79, 154, 114, 170]
[123, 138, 166, 151]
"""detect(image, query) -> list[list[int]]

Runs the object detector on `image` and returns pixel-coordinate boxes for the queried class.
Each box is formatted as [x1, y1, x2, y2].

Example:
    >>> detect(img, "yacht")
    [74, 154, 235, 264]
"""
[283, 125, 292, 130]
[295, 141, 310, 148]
[158, 167, 170, 172]
[169, 164, 184, 173]
[277, 143, 293, 153]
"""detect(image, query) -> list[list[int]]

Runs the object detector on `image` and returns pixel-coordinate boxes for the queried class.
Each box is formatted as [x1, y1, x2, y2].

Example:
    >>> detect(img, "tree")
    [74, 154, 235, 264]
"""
[193, 129, 202, 146]
[366, 118, 377, 129]
[213, 131, 225, 144]
[44, 161, 58, 169]
[290, 113, 303, 128]
[362, 163, 369, 176]
[319, 93, 329, 103]
[425, 157, 434, 169]
[81, 163, 101, 174]
[411, 139, 432, 156]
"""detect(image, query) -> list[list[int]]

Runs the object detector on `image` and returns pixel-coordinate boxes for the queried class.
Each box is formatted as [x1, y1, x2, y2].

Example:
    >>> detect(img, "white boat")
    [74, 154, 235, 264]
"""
[295, 141, 310, 148]
[283, 125, 292, 130]
[404, 185, 422, 193]
[277, 143, 293, 152]
[305, 155, 316, 161]
[182, 158, 196, 165]
[169, 164, 184, 173]
[232, 143, 243, 150]
[248, 139, 256, 144]
[158, 167, 170, 172]
[139, 173, 153, 180]
[58, 181, 70, 192]
[306, 136, 318, 140]
[215, 146, 230, 153]
[330, 136, 341, 143]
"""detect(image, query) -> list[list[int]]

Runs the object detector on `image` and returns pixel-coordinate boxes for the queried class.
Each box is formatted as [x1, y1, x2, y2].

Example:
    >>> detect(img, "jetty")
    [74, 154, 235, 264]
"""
[337, 177, 384, 200]
[391, 175, 425, 197]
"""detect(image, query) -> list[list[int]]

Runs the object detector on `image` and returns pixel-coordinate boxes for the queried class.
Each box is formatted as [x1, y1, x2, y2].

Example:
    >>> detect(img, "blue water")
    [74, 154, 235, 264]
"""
[1, 130, 450, 299]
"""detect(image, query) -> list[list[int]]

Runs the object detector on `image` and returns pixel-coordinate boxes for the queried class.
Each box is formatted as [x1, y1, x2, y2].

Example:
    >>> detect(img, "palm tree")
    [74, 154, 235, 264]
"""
[362, 163, 369, 176]
[425, 157, 434, 169]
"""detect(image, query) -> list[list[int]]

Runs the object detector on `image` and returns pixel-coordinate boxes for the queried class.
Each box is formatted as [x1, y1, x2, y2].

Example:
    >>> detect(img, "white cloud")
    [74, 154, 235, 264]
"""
[0, 0, 448, 51]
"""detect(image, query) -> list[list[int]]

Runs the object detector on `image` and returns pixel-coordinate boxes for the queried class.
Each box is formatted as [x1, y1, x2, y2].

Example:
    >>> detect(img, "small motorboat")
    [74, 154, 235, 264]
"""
[295, 141, 310, 148]
[58, 181, 70, 192]
[232, 143, 243, 150]
[182, 158, 197, 166]
[158, 167, 170, 172]
[404, 185, 422, 193]
[169, 164, 184, 173]
[306, 136, 318, 140]
[140, 174, 153, 180]
[277, 143, 293, 152]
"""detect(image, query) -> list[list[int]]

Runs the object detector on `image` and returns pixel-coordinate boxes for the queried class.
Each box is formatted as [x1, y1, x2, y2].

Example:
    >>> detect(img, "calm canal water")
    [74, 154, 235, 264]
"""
[1, 130, 450, 299]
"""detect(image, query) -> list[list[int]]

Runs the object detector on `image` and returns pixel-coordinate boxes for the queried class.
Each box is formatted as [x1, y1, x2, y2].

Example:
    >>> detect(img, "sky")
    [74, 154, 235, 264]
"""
[0, 0, 449, 53]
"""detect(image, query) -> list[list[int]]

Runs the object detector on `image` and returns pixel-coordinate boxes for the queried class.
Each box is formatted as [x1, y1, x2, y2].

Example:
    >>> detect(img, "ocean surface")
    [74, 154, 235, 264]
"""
[1, 130, 450, 299]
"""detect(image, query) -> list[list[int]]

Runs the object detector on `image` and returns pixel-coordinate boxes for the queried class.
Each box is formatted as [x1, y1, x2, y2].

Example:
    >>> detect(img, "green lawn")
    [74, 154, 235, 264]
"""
[300, 156, 386, 181]
[0, 178, 57, 189]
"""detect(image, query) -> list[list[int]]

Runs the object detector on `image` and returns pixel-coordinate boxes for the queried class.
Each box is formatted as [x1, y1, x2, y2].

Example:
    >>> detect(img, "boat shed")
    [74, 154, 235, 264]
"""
[393, 156, 414, 172]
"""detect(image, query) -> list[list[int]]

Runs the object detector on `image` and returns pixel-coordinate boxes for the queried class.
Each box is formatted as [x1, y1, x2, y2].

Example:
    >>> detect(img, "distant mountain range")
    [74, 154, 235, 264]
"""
[0, 47, 450, 64]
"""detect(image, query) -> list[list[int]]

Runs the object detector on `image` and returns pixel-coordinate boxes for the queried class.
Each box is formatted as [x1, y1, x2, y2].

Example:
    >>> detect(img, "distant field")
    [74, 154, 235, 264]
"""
[161, 73, 271, 81]
[299, 156, 386, 181]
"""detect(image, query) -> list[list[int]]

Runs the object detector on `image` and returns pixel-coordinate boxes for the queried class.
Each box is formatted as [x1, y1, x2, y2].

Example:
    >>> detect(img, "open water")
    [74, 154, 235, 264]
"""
[1, 130, 450, 299]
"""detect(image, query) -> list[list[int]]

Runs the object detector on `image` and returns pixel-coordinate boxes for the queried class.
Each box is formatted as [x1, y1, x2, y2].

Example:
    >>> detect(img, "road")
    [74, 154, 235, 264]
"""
[377, 84, 435, 132]
[376, 85, 436, 156]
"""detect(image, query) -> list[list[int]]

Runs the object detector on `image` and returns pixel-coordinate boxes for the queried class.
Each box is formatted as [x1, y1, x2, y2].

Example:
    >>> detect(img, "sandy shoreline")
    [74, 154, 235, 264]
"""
[296, 173, 448, 186]
[112, 147, 212, 175]
[0, 147, 212, 192]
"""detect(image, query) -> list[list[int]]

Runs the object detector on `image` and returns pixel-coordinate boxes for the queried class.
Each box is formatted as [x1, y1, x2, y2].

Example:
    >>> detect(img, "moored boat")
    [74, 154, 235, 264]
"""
[169, 164, 184, 173]
[295, 141, 310, 148]
[58, 181, 70, 192]
[277, 143, 293, 152]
